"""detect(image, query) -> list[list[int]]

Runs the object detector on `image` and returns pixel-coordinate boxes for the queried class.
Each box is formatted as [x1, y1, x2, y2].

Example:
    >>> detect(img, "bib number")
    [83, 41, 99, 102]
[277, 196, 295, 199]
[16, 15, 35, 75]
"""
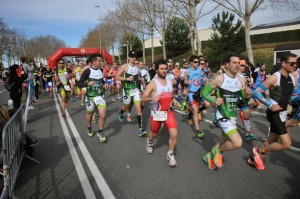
[279, 111, 287, 122]
[59, 76, 67, 84]
[64, 85, 70, 91]
[94, 96, 105, 105]
[130, 88, 140, 96]
[48, 82, 52, 87]
[153, 111, 168, 121]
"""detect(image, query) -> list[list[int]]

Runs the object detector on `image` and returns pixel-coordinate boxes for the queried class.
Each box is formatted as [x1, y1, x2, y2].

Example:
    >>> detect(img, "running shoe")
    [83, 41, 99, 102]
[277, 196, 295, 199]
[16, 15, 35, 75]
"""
[81, 101, 85, 106]
[212, 147, 223, 168]
[248, 146, 265, 170]
[61, 112, 66, 118]
[87, 128, 93, 137]
[146, 138, 153, 154]
[92, 119, 97, 123]
[202, 153, 217, 170]
[97, 132, 106, 143]
[167, 153, 177, 167]
[198, 113, 202, 121]
[245, 133, 256, 140]
[202, 110, 207, 114]
[196, 130, 205, 139]
[112, 97, 116, 102]
[117, 94, 121, 99]
[127, 115, 132, 122]
[118, 109, 124, 123]
[138, 128, 147, 137]
[188, 119, 193, 126]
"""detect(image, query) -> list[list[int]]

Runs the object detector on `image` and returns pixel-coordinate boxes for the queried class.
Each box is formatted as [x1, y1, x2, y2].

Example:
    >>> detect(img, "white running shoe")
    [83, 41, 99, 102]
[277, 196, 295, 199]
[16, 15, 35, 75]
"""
[146, 138, 153, 154]
[167, 153, 177, 167]
[112, 97, 116, 102]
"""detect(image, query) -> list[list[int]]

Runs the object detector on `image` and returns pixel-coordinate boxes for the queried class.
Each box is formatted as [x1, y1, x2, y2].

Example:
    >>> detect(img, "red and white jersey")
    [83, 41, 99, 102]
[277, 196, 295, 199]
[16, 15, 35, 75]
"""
[102, 66, 109, 78]
[111, 68, 119, 78]
[152, 78, 173, 111]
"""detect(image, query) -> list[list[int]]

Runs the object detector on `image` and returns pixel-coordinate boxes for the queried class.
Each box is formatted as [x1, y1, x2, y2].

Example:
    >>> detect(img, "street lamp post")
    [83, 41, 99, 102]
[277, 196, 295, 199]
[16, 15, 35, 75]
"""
[94, 6, 102, 56]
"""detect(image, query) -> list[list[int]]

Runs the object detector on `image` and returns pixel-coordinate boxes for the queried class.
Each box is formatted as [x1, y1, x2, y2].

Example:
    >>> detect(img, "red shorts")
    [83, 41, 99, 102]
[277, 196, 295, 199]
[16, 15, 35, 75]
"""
[150, 110, 177, 134]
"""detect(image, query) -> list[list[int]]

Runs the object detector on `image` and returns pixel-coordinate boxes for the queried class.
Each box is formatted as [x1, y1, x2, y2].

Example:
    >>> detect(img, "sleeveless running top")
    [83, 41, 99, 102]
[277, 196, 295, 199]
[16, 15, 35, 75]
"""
[202, 68, 210, 79]
[75, 67, 83, 81]
[188, 67, 202, 92]
[57, 67, 70, 85]
[216, 73, 242, 118]
[269, 72, 294, 111]
[124, 64, 139, 90]
[86, 68, 104, 97]
[152, 78, 173, 111]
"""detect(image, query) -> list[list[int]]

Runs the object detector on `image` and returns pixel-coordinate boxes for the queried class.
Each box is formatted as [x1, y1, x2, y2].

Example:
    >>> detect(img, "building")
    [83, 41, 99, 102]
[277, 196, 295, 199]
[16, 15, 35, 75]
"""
[144, 17, 300, 49]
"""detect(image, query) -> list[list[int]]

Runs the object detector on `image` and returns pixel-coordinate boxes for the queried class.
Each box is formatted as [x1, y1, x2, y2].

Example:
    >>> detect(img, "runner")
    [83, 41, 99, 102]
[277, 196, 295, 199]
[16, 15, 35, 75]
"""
[43, 66, 54, 99]
[77, 54, 108, 143]
[173, 62, 182, 104]
[116, 51, 147, 137]
[74, 61, 84, 105]
[201, 54, 252, 170]
[286, 65, 300, 129]
[55, 59, 73, 118]
[184, 55, 205, 138]
[248, 52, 297, 170]
[237, 59, 256, 140]
[66, 61, 75, 99]
[142, 59, 179, 167]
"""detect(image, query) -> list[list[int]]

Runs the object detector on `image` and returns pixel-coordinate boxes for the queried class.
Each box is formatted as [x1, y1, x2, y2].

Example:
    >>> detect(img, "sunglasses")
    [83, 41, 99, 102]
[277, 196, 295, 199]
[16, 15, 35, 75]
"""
[200, 63, 205, 65]
[286, 61, 297, 66]
[59, 63, 64, 64]
[192, 61, 199, 63]
[175, 65, 180, 66]
[240, 65, 245, 67]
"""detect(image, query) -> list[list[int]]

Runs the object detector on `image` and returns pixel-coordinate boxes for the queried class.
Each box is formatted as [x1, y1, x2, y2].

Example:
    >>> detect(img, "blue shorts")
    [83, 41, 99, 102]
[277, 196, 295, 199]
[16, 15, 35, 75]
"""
[106, 79, 113, 85]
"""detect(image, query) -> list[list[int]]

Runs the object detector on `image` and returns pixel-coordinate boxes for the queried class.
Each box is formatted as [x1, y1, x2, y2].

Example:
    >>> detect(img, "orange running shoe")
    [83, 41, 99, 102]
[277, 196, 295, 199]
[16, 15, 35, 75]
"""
[188, 119, 193, 126]
[202, 153, 217, 170]
[248, 146, 265, 170]
[212, 147, 223, 168]
[198, 113, 202, 121]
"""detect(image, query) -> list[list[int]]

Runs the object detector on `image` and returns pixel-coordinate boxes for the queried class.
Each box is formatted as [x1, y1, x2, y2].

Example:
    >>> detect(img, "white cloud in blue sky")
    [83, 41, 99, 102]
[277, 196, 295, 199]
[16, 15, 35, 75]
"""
[0, 0, 299, 47]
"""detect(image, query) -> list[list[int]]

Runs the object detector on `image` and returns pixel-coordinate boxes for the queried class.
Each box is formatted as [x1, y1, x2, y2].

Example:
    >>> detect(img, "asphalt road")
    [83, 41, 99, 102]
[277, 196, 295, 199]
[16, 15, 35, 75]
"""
[1, 84, 300, 199]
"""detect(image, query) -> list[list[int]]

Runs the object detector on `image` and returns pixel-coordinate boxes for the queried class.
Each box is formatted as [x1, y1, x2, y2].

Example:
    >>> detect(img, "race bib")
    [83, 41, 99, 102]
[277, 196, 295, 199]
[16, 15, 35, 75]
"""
[279, 111, 287, 122]
[64, 85, 71, 91]
[153, 111, 168, 121]
[48, 82, 52, 87]
[94, 96, 105, 105]
[130, 88, 140, 96]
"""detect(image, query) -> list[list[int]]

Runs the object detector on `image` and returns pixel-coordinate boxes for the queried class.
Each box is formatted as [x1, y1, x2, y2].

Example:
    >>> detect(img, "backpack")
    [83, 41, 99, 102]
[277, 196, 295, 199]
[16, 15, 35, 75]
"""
[4, 76, 15, 91]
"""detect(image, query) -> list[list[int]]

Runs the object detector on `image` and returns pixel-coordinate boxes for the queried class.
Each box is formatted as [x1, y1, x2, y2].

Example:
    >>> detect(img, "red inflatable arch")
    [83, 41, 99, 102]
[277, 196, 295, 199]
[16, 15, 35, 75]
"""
[48, 48, 113, 70]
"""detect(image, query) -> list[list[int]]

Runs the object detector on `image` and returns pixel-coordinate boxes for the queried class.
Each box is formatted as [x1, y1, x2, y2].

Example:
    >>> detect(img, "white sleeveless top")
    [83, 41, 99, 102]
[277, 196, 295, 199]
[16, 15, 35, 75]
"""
[152, 78, 173, 111]
[220, 73, 242, 92]
[126, 64, 139, 75]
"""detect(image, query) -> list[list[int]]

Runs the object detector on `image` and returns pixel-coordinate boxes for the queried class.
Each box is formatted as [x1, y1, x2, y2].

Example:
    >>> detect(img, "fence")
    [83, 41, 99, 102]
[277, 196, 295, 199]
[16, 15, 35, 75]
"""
[1, 86, 39, 199]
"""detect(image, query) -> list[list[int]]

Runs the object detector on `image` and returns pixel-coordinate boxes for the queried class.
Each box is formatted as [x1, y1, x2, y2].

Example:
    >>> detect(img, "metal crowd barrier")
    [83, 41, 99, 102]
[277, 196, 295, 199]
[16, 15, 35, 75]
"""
[1, 105, 25, 199]
[1, 86, 39, 199]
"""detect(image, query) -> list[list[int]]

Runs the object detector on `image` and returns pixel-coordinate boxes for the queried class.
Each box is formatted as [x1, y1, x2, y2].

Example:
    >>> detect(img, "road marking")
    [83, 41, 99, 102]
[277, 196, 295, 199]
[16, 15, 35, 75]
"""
[54, 93, 96, 199]
[56, 93, 115, 199]
[174, 108, 300, 152]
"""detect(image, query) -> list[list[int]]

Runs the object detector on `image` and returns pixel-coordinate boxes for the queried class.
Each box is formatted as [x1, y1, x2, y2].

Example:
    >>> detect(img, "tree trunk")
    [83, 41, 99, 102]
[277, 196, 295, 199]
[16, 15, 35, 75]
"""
[245, 15, 254, 64]
[188, 0, 195, 54]
[162, 33, 166, 59]
[194, 23, 201, 55]
[151, 30, 154, 63]
[142, 33, 146, 63]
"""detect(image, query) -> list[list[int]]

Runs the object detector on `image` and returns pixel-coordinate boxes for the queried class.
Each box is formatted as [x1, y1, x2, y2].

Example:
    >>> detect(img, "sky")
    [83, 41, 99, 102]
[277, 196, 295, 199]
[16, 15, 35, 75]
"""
[1, 0, 300, 48]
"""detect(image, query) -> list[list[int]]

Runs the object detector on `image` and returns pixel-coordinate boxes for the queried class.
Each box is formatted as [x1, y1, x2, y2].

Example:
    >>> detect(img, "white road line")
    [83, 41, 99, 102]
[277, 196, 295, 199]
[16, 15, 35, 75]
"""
[56, 94, 115, 199]
[54, 93, 96, 199]
[175, 108, 300, 152]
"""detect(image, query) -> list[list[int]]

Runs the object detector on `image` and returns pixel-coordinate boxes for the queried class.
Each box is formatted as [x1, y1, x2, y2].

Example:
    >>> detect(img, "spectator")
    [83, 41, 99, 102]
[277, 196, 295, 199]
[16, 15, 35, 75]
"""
[8, 64, 27, 111]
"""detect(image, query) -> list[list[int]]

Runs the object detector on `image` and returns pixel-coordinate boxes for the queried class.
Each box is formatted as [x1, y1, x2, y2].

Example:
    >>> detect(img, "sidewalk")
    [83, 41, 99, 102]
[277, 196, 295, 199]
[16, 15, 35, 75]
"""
[13, 92, 86, 199]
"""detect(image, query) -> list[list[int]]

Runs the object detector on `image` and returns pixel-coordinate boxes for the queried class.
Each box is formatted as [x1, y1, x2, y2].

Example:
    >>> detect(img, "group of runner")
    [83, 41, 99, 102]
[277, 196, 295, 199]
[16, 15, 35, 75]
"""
[47, 51, 299, 170]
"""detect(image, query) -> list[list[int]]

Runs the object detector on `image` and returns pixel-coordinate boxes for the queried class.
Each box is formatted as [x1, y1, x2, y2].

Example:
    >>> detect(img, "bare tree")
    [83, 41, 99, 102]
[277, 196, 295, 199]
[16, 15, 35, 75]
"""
[211, 0, 298, 64]
[168, 0, 219, 55]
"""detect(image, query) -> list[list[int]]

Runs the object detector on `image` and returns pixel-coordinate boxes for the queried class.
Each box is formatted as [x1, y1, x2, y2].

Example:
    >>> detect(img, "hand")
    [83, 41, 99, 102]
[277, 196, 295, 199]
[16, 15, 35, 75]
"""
[126, 76, 134, 82]
[245, 86, 252, 98]
[270, 104, 282, 112]
[215, 98, 224, 106]
[88, 81, 95, 86]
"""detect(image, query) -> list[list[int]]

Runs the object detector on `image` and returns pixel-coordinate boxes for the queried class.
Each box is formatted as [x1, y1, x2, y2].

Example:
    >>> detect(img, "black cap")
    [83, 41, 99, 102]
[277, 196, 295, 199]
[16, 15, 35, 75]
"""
[128, 50, 137, 58]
